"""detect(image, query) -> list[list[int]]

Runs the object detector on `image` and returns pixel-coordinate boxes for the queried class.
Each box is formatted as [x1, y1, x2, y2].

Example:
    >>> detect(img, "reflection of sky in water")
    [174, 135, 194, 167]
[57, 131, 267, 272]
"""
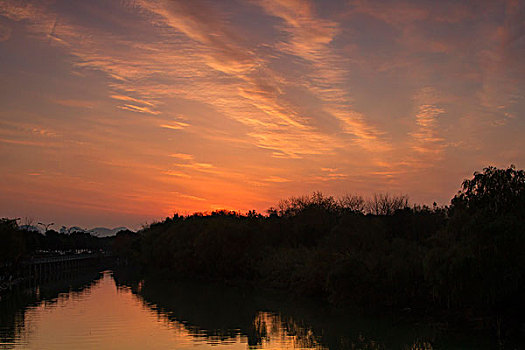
[0, 272, 324, 350]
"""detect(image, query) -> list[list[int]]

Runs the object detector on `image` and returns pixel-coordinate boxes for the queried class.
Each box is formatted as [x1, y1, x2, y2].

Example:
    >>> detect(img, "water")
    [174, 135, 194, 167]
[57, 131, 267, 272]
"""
[0, 270, 497, 349]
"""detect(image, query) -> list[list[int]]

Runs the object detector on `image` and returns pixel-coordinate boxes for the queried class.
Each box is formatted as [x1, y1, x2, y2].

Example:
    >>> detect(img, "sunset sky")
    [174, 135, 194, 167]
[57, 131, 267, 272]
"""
[1, 0, 524, 229]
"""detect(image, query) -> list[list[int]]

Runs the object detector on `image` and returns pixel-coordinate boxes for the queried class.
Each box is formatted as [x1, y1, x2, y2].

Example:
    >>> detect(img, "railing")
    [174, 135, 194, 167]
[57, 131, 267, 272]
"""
[25, 254, 100, 265]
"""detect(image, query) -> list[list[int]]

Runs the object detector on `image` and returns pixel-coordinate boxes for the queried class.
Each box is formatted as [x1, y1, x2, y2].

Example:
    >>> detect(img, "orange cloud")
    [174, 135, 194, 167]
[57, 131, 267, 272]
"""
[118, 104, 160, 115]
[264, 176, 291, 183]
[255, 0, 390, 153]
[159, 121, 190, 130]
[110, 94, 155, 107]
[410, 104, 445, 155]
[169, 153, 194, 160]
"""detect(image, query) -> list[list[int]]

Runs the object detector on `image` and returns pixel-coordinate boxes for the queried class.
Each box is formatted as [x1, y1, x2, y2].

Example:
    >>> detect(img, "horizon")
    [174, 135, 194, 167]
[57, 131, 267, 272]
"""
[3, 182, 500, 231]
[1, 0, 524, 228]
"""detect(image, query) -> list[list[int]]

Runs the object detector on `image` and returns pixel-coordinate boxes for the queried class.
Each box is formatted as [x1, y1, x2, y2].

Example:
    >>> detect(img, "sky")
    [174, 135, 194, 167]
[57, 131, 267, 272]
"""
[0, 0, 524, 229]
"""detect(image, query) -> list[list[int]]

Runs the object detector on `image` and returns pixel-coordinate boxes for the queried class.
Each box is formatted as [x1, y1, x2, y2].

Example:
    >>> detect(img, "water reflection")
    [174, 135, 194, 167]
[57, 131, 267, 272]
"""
[0, 270, 102, 349]
[117, 271, 495, 350]
[0, 270, 494, 349]
[114, 271, 329, 349]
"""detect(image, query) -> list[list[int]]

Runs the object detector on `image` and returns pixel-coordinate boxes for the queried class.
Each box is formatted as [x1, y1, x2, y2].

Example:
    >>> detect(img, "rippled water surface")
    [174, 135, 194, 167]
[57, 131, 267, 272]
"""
[0, 271, 495, 349]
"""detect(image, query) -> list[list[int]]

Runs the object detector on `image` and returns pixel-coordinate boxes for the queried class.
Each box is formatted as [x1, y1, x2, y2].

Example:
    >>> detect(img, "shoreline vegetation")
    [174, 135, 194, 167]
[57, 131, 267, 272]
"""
[2, 165, 525, 340]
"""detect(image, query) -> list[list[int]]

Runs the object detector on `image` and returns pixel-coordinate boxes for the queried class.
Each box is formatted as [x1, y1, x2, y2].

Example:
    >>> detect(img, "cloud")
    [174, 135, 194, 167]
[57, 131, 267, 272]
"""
[0, 138, 55, 147]
[118, 104, 160, 115]
[0, 0, 391, 159]
[257, 0, 340, 59]
[160, 121, 190, 130]
[169, 153, 194, 160]
[174, 192, 206, 202]
[317, 167, 348, 181]
[0, 121, 59, 139]
[248, 128, 339, 159]
[136, 0, 257, 74]
[264, 176, 291, 183]
[130, 0, 348, 158]
[162, 171, 191, 178]
[410, 104, 445, 156]
[255, 0, 390, 151]
[177, 162, 214, 170]
[110, 94, 155, 107]
[0, 1, 42, 22]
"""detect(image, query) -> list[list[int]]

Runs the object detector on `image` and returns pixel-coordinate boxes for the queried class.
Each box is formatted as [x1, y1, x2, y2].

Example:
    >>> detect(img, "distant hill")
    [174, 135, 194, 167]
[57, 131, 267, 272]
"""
[88, 227, 129, 237]
[19, 225, 43, 233]
[17, 224, 130, 237]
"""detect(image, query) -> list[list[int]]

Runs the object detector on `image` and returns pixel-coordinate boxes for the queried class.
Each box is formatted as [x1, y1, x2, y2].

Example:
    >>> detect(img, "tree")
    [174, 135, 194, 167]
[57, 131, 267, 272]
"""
[366, 193, 409, 215]
[276, 192, 337, 217]
[38, 222, 54, 232]
[444, 165, 525, 310]
[338, 194, 365, 213]
[0, 218, 25, 264]
[451, 165, 525, 216]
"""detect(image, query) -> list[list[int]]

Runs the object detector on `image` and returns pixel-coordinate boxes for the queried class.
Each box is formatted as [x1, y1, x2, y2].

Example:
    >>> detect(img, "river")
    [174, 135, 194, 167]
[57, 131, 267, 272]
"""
[0, 270, 499, 349]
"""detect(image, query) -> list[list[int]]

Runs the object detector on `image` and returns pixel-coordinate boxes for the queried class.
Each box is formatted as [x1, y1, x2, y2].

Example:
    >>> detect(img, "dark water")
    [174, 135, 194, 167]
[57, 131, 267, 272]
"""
[0, 270, 498, 349]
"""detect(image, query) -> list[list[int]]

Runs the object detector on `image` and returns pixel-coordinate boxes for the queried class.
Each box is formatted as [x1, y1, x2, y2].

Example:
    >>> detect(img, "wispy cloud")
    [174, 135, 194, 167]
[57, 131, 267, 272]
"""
[160, 121, 190, 130]
[162, 171, 191, 178]
[177, 162, 214, 170]
[1, 0, 390, 160]
[173, 192, 206, 202]
[410, 104, 446, 156]
[131, 0, 384, 159]
[0, 138, 56, 147]
[0, 121, 59, 139]
[118, 104, 160, 115]
[264, 176, 291, 183]
[316, 167, 348, 181]
[169, 153, 194, 160]
[110, 94, 155, 107]
[255, 0, 390, 151]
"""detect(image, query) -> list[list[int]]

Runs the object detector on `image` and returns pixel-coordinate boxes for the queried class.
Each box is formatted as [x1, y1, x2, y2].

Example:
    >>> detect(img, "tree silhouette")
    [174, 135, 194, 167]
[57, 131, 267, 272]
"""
[451, 164, 525, 215]
[38, 222, 54, 233]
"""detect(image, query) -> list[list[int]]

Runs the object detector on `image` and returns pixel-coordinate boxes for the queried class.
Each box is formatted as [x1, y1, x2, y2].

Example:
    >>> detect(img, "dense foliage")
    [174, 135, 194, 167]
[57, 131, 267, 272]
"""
[113, 165, 525, 323]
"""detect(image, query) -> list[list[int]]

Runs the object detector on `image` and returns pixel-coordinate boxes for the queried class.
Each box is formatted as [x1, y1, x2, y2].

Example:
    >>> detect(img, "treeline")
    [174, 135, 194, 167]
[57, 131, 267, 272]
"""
[0, 219, 113, 266]
[114, 165, 525, 323]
